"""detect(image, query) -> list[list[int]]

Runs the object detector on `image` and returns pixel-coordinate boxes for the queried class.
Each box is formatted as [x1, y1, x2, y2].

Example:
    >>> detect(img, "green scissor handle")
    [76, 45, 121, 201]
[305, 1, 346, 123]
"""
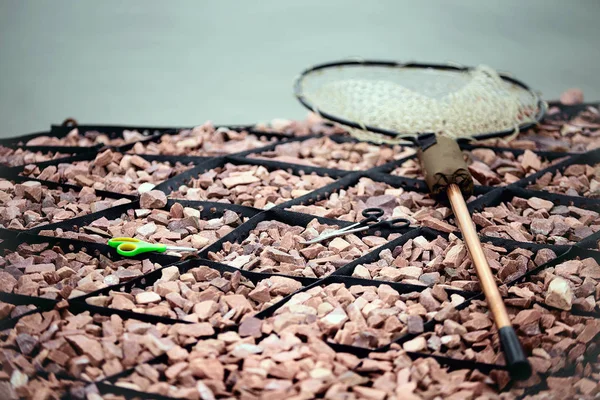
[107, 237, 168, 257]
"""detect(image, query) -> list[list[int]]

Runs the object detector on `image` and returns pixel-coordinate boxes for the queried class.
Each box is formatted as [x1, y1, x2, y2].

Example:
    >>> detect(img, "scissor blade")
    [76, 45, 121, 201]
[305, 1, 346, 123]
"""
[299, 231, 344, 245]
[299, 238, 323, 245]
[165, 246, 198, 252]
[340, 221, 362, 231]
[299, 220, 373, 245]
[299, 234, 334, 245]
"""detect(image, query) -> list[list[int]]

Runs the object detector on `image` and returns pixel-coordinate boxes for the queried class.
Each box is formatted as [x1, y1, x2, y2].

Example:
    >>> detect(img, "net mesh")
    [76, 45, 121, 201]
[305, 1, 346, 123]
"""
[298, 64, 542, 144]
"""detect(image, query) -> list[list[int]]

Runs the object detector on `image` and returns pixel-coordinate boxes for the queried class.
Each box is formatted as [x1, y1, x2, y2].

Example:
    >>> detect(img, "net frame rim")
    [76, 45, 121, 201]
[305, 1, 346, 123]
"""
[293, 59, 547, 142]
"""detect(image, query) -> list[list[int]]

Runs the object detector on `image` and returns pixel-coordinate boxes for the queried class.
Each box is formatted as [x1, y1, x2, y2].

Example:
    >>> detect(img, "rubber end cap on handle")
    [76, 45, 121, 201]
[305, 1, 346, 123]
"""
[498, 326, 532, 380]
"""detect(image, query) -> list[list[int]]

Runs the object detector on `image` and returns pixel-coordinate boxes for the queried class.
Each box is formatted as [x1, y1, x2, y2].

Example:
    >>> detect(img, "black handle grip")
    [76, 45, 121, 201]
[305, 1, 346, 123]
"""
[385, 218, 411, 230]
[498, 326, 532, 380]
[362, 208, 384, 218]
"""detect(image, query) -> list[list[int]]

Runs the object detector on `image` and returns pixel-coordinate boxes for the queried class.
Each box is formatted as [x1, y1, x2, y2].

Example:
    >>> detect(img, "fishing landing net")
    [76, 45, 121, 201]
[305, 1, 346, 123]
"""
[294, 60, 548, 380]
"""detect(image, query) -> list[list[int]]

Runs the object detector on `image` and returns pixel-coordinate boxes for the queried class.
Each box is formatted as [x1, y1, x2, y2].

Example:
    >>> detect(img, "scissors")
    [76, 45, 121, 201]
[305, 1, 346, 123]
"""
[301, 208, 410, 245]
[108, 237, 198, 257]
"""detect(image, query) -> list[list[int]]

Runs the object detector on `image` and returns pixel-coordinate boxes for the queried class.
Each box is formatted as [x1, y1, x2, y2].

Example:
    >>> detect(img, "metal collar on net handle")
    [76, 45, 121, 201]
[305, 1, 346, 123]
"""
[418, 135, 474, 197]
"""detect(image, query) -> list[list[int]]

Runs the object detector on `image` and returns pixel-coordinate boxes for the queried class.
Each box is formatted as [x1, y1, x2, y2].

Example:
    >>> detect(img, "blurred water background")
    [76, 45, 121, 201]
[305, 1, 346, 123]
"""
[1, 0, 599, 136]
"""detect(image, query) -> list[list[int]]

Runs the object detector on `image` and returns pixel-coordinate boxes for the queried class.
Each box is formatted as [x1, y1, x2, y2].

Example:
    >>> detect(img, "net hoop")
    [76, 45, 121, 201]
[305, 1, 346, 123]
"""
[294, 59, 547, 144]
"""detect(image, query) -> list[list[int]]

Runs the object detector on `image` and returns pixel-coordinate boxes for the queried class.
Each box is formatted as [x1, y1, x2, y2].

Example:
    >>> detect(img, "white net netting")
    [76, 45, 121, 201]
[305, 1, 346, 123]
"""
[298, 64, 542, 144]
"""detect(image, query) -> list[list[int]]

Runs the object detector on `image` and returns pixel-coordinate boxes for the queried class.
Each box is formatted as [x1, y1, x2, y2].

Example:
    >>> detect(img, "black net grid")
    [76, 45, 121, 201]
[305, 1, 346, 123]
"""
[0, 104, 599, 399]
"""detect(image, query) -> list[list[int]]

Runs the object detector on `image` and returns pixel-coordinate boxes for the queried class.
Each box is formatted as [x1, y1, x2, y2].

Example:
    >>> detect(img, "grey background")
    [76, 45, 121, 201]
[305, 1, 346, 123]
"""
[1, 0, 599, 137]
